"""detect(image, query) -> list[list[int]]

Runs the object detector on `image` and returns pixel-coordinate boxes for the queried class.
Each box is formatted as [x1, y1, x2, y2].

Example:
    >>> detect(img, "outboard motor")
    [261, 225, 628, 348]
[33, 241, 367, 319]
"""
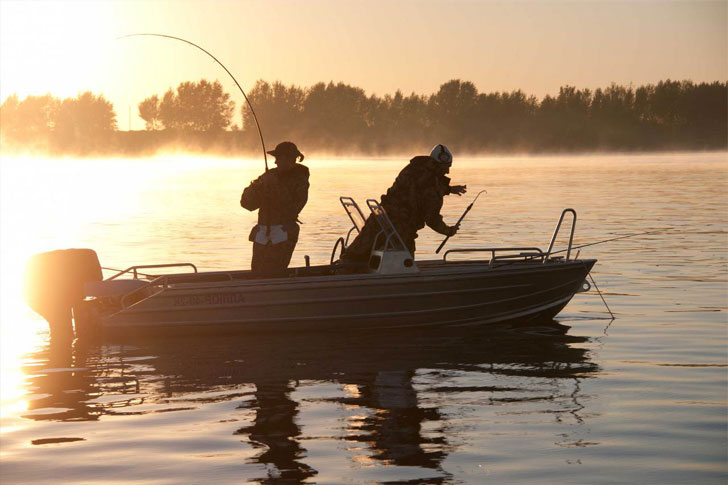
[23, 249, 102, 341]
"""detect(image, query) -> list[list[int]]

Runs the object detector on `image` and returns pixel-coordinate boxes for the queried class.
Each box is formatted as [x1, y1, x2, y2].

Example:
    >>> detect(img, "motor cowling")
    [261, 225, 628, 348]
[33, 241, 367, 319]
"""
[23, 249, 102, 341]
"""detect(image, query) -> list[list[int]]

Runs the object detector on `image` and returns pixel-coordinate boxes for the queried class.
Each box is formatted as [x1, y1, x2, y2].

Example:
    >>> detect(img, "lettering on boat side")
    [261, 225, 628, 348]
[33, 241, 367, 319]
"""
[173, 293, 246, 306]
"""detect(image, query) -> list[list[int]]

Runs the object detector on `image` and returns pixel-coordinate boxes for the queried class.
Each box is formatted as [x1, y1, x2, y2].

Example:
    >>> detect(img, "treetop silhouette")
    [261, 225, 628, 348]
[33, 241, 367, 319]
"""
[1, 78, 725, 156]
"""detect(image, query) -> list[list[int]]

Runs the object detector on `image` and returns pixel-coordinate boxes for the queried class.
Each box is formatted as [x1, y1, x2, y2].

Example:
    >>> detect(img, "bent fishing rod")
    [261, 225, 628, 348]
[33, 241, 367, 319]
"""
[117, 33, 269, 171]
[436, 189, 487, 254]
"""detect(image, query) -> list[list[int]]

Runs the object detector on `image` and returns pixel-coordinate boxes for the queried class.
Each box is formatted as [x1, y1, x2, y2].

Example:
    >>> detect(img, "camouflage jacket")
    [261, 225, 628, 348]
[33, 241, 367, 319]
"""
[240, 164, 310, 226]
[380, 156, 453, 236]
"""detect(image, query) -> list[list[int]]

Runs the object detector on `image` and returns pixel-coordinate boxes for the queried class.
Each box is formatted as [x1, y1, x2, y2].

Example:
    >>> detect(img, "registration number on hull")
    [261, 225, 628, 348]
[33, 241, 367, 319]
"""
[173, 293, 246, 307]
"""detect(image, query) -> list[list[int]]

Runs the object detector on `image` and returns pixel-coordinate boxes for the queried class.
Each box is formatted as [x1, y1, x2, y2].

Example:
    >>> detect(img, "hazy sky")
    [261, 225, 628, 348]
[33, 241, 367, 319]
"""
[1, 0, 725, 129]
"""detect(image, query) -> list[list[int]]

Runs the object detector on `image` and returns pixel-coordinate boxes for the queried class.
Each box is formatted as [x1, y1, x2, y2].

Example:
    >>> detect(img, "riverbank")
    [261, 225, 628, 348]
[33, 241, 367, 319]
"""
[2, 129, 727, 159]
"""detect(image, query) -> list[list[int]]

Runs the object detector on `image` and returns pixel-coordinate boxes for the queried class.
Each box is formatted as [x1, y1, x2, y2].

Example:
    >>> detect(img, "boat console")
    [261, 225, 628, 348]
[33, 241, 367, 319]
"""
[335, 197, 418, 275]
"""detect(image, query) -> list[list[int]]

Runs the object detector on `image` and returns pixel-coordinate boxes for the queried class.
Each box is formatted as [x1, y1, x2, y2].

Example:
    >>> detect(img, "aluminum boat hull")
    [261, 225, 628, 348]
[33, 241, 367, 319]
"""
[79, 259, 597, 336]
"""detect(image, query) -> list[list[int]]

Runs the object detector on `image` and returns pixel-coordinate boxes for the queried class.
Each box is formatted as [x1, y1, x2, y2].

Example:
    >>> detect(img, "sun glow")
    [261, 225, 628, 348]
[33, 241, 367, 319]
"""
[0, 1, 121, 102]
[0, 154, 189, 423]
[0, 155, 174, 363]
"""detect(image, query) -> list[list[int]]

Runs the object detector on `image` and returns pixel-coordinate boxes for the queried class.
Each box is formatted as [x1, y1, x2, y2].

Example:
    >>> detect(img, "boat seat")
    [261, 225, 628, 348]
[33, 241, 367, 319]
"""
[366, 199, 418, 275]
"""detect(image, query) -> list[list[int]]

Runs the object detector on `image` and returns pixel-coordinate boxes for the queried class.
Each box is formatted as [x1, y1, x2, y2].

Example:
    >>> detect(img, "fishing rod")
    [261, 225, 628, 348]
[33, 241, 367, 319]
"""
[550, 227, 674, 256]
[436, 189, 487, 254]
[117, 33, 269, 171]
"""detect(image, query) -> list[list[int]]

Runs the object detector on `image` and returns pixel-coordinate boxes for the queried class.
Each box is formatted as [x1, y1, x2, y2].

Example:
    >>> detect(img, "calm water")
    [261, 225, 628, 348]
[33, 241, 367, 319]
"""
[0, 152, 726, 484]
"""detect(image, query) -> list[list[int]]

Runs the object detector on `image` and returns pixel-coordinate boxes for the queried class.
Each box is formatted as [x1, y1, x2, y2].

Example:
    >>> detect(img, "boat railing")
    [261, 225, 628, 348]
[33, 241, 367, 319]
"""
[118, 269, 238, 309]
[336, 196, 413, 256]
[366, 199, 412, 254]
[120, 274, 167, 309]
[545, 208, 577, 262]
[106, 263, 198, 281]
[443, 247, 545, 264]
[331, 237, 346, 264]
[340, 197, 366, 240]
[332, 197, 367, 263]
[442, 209, 578, 265]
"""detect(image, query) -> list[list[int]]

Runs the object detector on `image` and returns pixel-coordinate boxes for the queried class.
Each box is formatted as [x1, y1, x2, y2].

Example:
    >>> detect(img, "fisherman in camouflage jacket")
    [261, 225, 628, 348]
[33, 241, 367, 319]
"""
[342, 144, 466, 265]
[240, 141, 309, 277]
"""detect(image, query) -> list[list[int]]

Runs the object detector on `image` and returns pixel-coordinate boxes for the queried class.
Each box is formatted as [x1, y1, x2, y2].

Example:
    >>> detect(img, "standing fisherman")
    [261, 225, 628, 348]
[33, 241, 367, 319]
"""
[241, 141, 309, 277]
[342, 144, 466, 265]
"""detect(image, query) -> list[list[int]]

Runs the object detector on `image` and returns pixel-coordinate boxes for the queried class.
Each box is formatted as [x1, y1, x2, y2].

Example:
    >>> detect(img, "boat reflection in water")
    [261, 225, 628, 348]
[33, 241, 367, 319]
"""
[21, 321, 598, 482]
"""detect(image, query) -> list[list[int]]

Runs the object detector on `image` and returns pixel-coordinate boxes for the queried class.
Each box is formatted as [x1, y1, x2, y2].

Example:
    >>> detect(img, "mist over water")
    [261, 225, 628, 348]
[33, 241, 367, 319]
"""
[0, 152, 726, 484]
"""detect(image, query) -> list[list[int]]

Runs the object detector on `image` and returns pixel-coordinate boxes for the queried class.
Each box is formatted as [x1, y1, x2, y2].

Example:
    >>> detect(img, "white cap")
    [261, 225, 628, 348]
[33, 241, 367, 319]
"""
[429, 144, 453, 165]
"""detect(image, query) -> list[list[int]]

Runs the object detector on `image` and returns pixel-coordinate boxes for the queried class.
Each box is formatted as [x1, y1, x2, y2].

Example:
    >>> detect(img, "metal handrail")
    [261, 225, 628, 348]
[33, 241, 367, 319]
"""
[545, 209, 577, 262]
[344, 226, 358, 247]
[331, 237, 345, 264]
[443, 247, 544, 263]
[120, 275, 166, 309]
[106, 263, 198, 281]
[118, 270, 237, 309]
[339, 196, 366, 233]
[337, 196, 367, 257]
[366, 199, 412, 255]
[370, 231, 394, 257]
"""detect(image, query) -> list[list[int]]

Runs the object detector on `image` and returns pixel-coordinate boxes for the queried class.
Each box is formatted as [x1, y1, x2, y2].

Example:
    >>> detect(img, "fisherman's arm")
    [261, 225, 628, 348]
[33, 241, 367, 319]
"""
[292, 167, 310, 216]
[439, 174, 466, 196]
[240, 173, 268, 211]
[448, 184, 467, 196]
[422, 187, 458, 236]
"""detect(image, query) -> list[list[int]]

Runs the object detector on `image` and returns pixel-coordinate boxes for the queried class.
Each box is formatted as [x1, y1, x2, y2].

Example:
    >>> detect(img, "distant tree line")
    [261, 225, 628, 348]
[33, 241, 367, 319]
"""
[239, 79, 727, 153]
[138, 79, 234, 131]
[1, 79, 726, 156]
[0, 91, 117, 154]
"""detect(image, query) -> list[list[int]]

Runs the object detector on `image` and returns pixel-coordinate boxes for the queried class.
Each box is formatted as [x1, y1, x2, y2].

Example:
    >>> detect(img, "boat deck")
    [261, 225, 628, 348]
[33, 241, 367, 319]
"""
[130, 256, 590, 289]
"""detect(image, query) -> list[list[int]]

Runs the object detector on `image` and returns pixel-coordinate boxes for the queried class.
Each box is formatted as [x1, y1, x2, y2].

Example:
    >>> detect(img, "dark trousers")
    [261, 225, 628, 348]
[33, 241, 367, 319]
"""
[251, 236, 298, 278]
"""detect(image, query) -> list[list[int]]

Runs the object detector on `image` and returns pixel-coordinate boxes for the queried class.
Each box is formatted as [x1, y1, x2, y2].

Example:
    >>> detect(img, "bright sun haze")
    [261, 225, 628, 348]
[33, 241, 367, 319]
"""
[1, 0, 725, 129]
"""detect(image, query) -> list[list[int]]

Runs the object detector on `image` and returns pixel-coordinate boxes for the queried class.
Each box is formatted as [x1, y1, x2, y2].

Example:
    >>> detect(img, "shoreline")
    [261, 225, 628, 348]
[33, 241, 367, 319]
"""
[1, 132, 726, 161]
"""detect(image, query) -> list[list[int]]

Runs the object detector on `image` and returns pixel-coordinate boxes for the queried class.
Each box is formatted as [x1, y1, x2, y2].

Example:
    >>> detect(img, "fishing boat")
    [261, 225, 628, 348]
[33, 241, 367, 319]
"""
[23, 199, 596, 339]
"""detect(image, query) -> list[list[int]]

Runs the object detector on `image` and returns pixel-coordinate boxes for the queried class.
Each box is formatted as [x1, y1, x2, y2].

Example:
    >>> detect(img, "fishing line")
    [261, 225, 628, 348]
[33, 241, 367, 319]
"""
[568, 229, 673, 325]
[587, 270, 615, 319]
[550, 227, 674, 256]
[117, 33, 269, 171]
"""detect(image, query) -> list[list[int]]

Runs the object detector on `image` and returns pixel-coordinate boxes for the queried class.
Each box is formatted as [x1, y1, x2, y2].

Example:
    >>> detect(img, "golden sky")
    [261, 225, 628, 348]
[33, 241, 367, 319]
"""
[1, 0, 725, 129]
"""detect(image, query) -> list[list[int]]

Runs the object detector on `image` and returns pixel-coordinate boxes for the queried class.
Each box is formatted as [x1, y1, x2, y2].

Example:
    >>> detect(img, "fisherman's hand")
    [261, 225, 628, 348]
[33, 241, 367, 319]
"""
[450, 185, 467, 196]
[249, 174, 266, 189]
[447, 224, 460, 237]
[256, 171, 278, 193]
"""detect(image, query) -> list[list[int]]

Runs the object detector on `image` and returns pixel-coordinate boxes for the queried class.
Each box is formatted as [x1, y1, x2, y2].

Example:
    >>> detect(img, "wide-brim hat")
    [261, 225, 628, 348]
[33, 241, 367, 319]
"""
[267, 141, 300, 158]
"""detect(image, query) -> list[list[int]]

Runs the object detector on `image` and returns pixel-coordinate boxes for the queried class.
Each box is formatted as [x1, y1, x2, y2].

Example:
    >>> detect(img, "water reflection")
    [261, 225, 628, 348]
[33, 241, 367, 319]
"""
[342, 370, 447, 470]
[234, 380, 317, 483]
[20, 322, 598, 482]
[21, 343, 100, 422]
